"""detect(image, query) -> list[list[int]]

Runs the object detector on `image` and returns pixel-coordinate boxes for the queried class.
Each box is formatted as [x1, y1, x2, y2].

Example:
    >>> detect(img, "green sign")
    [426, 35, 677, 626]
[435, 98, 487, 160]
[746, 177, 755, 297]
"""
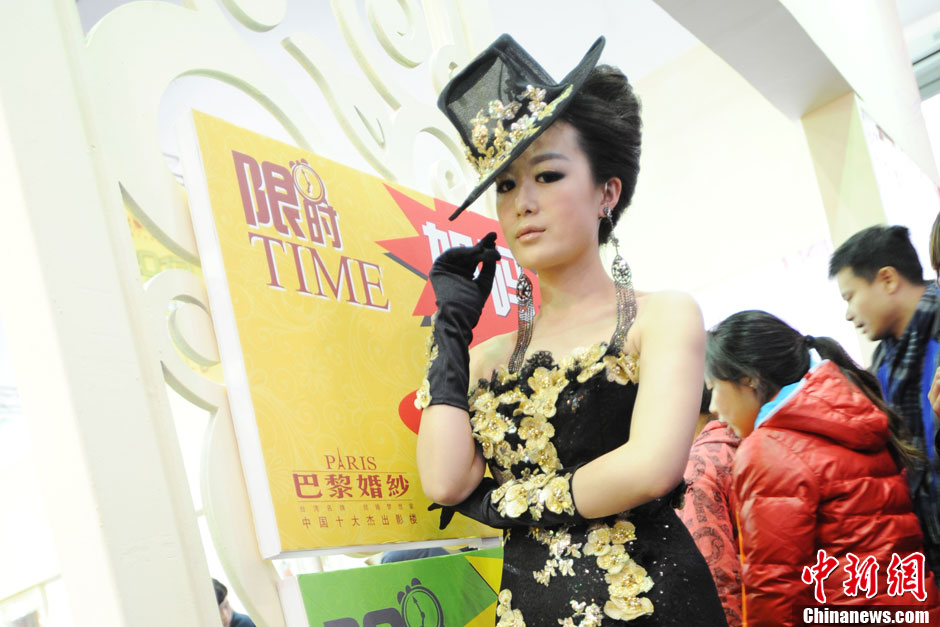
[298, 547, 502, 626]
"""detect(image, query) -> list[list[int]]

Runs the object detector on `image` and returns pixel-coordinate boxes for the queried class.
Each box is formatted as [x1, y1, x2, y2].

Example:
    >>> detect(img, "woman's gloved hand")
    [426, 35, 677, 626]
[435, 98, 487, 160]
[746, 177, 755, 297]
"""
[417, 232, 500, 412]
[429, 466, 586, 530]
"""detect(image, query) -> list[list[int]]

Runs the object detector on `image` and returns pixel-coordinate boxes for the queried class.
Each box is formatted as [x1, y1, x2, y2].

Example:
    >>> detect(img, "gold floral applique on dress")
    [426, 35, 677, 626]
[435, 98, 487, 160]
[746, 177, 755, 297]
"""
[603, 352, 639, 386]
[414, 321, 439, 410]
[582, 518, 655, 621]
[489, 469, 576, 521]
[470, 387, 526, 467]
[466, 343, 660, 624]
[569, 343, 608, 383]
[469, 343, 637, 488]
[559, 600, 605, 627]
[530, 527, 582, 586]
[495, 364, 520, 386]
[495, 589, 526, 627]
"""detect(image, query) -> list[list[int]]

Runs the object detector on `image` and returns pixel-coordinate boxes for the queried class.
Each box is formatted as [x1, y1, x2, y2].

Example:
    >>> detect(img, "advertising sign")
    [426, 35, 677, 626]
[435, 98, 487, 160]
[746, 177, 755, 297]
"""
[296, 548, 502, 627]
[179, 111, 529, 556]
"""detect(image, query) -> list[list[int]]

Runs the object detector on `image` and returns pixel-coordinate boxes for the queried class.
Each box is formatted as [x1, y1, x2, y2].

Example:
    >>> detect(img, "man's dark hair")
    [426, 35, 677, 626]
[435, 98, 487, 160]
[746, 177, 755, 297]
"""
[828, 225, 923, 284]
[213, 578, 227, 606]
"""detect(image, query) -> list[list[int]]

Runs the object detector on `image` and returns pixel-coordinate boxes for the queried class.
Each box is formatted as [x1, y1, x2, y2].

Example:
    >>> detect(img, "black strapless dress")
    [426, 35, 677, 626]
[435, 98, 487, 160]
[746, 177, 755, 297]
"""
[468, 342, 728, 626]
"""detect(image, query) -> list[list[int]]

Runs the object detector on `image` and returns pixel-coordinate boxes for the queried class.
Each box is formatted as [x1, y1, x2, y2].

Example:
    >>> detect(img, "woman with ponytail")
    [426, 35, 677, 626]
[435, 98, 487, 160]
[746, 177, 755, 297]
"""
[706, 310, 939, 626]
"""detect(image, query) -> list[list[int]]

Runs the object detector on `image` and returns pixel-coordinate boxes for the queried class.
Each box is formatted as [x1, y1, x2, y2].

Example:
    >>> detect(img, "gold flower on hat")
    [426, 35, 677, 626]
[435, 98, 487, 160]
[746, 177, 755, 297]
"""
[509, 114, 532, 134]
[464, 84, 573, 179]
[523, 85, 547, 114]
[488, 99, 521, 121]
[471, 125, 489, 153]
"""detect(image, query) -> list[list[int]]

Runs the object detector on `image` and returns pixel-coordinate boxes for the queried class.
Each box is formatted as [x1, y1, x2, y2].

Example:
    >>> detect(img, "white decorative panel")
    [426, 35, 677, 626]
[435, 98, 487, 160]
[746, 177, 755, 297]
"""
[74, 1, 495, 624]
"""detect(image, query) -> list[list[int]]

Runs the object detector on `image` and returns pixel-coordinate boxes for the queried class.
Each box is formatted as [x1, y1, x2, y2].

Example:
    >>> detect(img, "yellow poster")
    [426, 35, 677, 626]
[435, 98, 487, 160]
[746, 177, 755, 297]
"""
[181, 111, 529, 556]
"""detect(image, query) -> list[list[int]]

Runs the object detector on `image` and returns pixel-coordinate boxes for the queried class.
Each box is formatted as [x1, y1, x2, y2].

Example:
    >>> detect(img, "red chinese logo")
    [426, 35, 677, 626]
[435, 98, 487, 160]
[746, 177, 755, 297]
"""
[801, 549, 839, 603]
[842, 553, 879, 599]
[887, 552, 927, 602]
[801, 550, 927, 603]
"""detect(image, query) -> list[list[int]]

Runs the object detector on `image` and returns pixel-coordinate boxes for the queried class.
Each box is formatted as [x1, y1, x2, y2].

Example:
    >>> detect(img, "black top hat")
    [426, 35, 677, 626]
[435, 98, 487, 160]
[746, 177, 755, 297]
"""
[438, 34, 605, 220]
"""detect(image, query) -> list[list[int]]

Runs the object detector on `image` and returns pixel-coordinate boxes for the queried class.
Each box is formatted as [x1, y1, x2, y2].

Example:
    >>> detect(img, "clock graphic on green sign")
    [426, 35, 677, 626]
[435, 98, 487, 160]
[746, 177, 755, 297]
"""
[397, 578, 443, 627]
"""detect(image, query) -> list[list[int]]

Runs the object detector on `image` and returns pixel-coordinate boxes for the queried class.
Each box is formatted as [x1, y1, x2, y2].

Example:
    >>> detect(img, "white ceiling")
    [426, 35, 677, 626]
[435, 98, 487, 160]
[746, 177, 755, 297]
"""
[71, 0, 940, 91]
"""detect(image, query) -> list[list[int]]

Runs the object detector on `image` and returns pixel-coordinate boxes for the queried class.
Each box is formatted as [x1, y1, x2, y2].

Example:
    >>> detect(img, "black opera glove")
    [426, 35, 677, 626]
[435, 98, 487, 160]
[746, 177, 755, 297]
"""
[430, 466, 586, 530]
[415, 232, 501, 412]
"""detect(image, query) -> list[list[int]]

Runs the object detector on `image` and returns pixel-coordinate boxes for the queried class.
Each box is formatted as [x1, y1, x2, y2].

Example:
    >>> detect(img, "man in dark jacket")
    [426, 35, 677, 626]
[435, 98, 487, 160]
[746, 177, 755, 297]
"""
[829, 224, 940, 579]
[213, 578, 257, 627]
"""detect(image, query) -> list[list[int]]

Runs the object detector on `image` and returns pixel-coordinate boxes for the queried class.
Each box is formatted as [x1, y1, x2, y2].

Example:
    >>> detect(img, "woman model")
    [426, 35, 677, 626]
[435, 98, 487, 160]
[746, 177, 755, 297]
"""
[706, 310, 940, 627]
[415, 34, 726, 625]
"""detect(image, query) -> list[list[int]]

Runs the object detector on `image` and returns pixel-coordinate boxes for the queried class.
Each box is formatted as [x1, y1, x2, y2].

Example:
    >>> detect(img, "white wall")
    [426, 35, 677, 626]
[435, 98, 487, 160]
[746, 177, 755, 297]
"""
[624, 43, 861, 357]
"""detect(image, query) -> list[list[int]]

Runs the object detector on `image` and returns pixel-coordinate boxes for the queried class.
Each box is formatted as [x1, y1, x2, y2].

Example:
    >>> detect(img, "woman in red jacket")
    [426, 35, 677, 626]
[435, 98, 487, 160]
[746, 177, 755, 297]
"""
[705, 310, 940, 627]
[677, 389, 743, 627]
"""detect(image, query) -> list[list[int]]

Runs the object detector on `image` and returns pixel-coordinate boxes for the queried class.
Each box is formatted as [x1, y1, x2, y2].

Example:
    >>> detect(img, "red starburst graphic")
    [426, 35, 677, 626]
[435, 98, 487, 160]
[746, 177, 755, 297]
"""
[377, 184, 539, 433]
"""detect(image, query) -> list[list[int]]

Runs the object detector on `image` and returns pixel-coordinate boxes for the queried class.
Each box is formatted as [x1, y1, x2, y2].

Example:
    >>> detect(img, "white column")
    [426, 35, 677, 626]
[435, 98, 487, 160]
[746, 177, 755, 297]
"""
[782, 0, 938, 183]
[0, 2, 218, 625]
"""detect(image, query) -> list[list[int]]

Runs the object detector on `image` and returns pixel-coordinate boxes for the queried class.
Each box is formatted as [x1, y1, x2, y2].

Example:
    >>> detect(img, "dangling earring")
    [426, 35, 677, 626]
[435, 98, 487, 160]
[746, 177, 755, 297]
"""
[509, 268, 535, 373]
[604, 207, 636, 352]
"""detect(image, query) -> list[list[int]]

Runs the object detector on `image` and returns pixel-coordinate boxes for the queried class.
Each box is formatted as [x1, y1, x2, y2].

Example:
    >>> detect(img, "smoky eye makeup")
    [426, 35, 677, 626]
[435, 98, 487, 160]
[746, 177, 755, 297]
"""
[536, 170, 565, 183]
[495, 178, 515, 193]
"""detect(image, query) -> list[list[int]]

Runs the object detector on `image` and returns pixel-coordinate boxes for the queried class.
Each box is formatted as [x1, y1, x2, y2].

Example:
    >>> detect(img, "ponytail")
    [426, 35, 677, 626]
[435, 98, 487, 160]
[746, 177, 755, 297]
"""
[707, 311, 923, 472]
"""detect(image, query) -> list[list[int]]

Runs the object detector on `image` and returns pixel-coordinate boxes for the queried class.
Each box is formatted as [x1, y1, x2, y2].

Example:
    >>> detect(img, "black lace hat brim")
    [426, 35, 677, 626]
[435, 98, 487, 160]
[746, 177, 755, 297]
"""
[438, 35, 605, 220]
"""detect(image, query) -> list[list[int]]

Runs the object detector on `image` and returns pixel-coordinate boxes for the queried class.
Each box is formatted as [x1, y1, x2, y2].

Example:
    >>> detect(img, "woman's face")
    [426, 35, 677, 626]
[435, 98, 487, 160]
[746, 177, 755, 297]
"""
[493, 121, 608, 272]
[708, 378, 761, 438]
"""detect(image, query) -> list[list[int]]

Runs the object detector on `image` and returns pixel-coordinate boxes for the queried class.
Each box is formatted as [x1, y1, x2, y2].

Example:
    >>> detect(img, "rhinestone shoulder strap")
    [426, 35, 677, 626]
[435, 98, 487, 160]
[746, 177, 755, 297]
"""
[507, 255, 636, 374]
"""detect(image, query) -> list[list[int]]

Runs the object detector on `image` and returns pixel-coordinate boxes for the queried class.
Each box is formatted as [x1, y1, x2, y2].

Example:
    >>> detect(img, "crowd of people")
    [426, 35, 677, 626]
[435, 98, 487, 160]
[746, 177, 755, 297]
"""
[675, 225, 940, 626]
[415, 32, 940, 627]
